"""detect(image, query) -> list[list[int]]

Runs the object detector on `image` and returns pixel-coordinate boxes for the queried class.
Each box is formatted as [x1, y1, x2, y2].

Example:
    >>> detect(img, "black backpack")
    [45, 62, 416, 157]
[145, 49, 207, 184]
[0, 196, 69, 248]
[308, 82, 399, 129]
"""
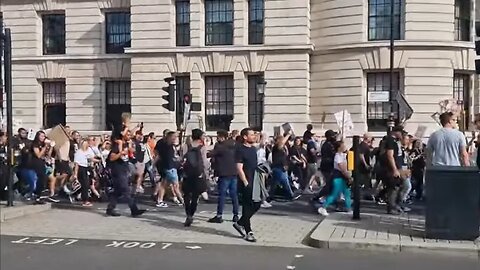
[183, 145, 204, 178]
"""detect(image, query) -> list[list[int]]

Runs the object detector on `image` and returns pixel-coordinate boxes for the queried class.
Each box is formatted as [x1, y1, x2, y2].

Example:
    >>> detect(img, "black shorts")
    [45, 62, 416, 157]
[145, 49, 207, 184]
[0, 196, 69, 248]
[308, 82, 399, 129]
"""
[55, 160, 72, 176]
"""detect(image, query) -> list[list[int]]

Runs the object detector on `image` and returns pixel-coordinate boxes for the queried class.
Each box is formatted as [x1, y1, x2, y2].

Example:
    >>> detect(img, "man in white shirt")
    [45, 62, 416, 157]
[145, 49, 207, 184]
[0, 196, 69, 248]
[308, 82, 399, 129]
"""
[427, 112, 470, 167]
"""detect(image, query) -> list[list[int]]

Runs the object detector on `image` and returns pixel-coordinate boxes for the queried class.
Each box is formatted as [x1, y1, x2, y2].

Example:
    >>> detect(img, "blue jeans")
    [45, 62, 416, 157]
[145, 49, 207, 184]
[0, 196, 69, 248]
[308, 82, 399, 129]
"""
[271, 167, 294, 199]
[144, 161, 156, 186]
[324, 178, 352, 209]
[21, 169, 38, 194]
[216, 176, 239, 217]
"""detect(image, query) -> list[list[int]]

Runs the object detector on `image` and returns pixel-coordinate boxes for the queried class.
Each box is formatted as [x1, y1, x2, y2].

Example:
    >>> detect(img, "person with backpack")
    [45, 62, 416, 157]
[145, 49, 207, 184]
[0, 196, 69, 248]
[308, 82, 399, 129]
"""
[182, 129, 209, 227]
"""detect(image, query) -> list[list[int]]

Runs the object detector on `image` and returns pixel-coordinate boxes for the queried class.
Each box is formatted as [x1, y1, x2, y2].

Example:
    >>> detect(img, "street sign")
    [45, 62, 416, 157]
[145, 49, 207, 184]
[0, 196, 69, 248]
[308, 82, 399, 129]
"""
[368, 91, 390, 102]
[396, 92, 413, 124]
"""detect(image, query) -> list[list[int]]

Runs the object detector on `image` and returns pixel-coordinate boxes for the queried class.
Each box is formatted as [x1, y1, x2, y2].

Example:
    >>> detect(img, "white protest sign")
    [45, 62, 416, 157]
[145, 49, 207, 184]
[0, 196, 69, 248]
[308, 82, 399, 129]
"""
[334, 110, 354, 136]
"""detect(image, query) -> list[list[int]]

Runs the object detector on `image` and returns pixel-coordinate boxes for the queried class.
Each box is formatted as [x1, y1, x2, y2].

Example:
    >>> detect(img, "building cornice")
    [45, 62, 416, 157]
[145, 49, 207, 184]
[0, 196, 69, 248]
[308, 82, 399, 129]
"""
[12, 54, 131, 63]
[313, 40, 475, 54]
[125, 44, 315, 55]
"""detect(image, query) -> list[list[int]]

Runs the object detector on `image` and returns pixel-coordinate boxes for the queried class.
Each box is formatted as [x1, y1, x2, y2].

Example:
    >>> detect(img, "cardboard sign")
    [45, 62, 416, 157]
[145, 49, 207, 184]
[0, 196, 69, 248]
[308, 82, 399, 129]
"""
[334, 110, 354, 136]
[414, 125, 428, 139]
[281, 123, 295, 137]
[27, 128, 36, 140]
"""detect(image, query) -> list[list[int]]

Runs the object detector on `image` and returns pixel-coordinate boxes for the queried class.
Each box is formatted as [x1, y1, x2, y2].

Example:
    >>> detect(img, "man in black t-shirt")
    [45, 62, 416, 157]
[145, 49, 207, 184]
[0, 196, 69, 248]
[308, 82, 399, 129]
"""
[106, 133, 145, 218]
[312, 130, 337, 202]
[233, 128, 260, 242]
[359, 133, 373, 191]
[383, 126, 404, 214]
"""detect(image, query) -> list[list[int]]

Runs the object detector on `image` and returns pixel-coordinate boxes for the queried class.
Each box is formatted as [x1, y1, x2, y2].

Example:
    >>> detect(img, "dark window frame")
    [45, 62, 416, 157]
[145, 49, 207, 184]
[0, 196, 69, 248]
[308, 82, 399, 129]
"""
[366, 72, 402, 132]
[105, 80, 131, 130]
[176, 0, 191, 46]
[105, 11, 131, 54]
[42, 81, 66, 128]
[454, 0, 471, 41]
[453, 73, 471, 128]
[248, 0, 265, 45]
[42, 13, 66, 55]
[205, 0, 234, 46]
[175, 75, 191, 127]
[205, 75, 234, 131]
[248, 74, 264, 130]
[368, 0, 402, 41]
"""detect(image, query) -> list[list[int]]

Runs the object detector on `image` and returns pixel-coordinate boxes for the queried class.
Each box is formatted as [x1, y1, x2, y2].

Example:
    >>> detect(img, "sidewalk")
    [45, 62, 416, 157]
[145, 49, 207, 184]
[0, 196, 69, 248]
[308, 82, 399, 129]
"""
[308, 211, 480, 258]
[0, 203, 318, 248]
[0, 202, 51, 223]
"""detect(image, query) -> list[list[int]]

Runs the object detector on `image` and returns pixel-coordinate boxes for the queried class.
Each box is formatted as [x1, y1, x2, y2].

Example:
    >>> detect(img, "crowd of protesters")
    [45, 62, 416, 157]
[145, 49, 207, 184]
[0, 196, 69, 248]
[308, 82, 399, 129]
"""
[0, 112, 479, 241]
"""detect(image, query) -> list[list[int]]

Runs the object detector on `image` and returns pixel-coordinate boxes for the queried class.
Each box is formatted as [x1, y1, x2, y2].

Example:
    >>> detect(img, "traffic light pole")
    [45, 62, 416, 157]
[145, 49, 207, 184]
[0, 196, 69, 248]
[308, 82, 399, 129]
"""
[352, 135, 361, 220]
[2, 28, 14, 206]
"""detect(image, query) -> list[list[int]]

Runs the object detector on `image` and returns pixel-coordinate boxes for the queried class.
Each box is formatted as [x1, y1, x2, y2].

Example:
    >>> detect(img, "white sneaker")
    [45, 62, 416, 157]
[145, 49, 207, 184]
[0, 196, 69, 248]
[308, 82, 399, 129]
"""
[261, 201, 272, 208]
[156, 201, 168, 208]
[201, 192, 209, 201]
[318, 207, 329, 216]
[136, 186, 145, 194]
[173, 197, 183, 206]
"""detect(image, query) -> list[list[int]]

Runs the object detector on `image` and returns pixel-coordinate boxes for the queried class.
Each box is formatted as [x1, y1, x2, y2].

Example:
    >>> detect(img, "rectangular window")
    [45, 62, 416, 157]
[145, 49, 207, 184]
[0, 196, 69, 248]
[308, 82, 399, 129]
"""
[176, 0, 191, 46]
[42, 81, 66, 128]
[105, 11, 131, 54]
[248, 0, 264, 45]
[105, 80, 131, 130]
[366, 72, 401, 131]
[454, 0, 471, 41]
[248, 75, 264, 130]
[175, 75, 191, 127]
[205, 76, 234, 131]
[205, 0, 234, 46]
[42, 13, 66, 55]
[453, 73, 471, 129]
[368, 0, 402, 41]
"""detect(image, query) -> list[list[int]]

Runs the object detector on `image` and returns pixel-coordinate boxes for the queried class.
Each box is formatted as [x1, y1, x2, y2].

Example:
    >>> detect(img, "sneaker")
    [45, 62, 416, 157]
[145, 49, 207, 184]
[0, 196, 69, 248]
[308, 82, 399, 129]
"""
[376, 198, 387, 205]
[136, 186, 145, 194]
[47, 196, 60, 203]
[317, 207, 329, 216]
[232, 215, 239, 223]
[131, 209, 147, 218]
[207, 216, 223, 223]
[173, 197, 183, 206]
[156, 202, 168, 208]
[261, 201, 272, 208]
[184, 216, 194, 227]
[245, 232, 257, 242]
[201, 192, 209, 202]
[106, 210, 121, 217]
[291, 194, 302, 201]
[82, 202, 93, 207]
[233, 223, 246, 238]
[68, 195, 75, 204]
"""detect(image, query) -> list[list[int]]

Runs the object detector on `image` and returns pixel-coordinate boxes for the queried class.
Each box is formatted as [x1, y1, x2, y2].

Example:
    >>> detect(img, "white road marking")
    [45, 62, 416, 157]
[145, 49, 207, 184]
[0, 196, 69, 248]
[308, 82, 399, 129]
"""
[294, 254, 304, 258]
[185, 245, 202, 250]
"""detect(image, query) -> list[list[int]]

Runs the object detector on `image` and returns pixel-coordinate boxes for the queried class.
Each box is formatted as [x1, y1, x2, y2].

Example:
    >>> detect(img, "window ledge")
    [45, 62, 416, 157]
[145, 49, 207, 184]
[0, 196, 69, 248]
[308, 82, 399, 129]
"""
[125, 44, 315, 54]
[314, 40, 474, 53]
[12, 54, 130, 63]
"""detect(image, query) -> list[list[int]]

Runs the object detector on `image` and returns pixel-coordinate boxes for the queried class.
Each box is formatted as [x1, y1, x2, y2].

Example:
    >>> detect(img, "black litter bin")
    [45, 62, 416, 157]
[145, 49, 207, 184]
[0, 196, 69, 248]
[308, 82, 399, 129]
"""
[425, 166, 480, 241]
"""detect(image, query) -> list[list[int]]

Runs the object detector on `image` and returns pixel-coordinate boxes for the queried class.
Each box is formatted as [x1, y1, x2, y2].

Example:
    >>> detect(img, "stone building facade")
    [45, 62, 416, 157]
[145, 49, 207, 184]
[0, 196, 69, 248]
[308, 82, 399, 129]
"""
[0, 0, 478, 136]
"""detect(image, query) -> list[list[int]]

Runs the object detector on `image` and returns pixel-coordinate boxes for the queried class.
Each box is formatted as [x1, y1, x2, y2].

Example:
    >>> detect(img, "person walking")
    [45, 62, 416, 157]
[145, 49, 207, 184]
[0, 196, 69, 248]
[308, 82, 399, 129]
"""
[233, 128, 262, 242]
[311, 130, 337, 203]
[427, 112, 470, 167]
[317, 141, 352, 216]
[105, 129, 145, 217]
[208, 130, 239, 223]
[182, 129, 209, 227]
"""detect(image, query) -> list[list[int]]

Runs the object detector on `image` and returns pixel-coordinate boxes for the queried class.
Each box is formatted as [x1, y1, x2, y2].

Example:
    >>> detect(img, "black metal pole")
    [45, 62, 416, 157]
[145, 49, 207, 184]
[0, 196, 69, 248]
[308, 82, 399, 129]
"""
[388, 0, 395, 134]
[352, 135, 361, 220]
[5, 29, 14, 207]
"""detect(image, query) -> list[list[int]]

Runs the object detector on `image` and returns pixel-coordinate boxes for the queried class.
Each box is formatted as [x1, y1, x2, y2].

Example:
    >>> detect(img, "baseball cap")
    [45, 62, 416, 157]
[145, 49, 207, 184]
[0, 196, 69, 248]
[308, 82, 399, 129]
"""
[325, 130, 338, 138]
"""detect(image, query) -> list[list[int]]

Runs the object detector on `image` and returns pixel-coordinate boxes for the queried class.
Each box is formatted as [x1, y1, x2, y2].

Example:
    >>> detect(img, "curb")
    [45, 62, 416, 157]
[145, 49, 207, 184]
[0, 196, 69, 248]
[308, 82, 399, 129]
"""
[305, 223, 480, 260]
[0, 203, 52, 223]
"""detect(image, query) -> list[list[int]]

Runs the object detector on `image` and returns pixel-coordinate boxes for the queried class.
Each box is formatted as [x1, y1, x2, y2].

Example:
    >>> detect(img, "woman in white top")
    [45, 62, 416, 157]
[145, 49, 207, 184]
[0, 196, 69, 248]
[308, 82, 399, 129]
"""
[318, 141, 352, 216]
[73, 140, 93, 207]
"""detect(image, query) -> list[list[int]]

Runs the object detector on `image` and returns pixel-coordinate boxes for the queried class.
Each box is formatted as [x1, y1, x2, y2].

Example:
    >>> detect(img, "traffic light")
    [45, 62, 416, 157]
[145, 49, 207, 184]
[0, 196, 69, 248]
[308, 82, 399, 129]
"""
[162, 85, 175, 111]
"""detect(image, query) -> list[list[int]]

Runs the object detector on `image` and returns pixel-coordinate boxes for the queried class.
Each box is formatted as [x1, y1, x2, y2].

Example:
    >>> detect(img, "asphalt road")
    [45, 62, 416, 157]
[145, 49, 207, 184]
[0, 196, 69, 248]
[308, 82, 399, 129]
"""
[1, 235, 477, 270]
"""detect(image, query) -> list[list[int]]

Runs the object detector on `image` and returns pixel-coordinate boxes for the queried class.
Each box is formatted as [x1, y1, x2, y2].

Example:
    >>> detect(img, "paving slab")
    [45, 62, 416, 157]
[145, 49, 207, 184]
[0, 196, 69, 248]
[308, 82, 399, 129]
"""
[307, 212, 480, 259]
[0, 203, 51, 223]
